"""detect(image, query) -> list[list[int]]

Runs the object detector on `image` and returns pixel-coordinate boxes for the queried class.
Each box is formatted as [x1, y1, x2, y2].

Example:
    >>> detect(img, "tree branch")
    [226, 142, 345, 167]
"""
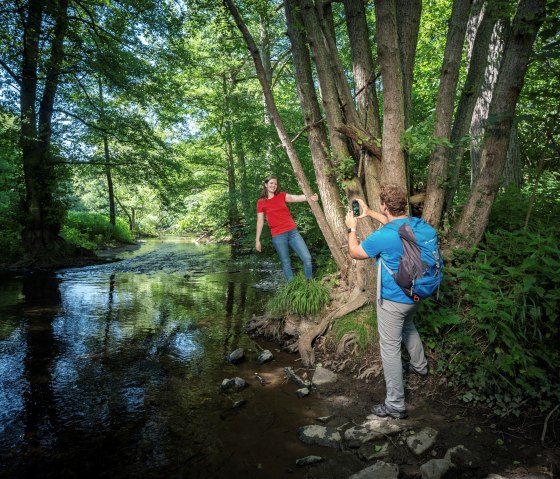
[334, 124, 382, 160]
[0, 58, 22, 86]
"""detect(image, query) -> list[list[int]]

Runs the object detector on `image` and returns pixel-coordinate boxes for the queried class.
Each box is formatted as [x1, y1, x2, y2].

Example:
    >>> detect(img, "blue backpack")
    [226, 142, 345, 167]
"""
[381, 217, 443, 302]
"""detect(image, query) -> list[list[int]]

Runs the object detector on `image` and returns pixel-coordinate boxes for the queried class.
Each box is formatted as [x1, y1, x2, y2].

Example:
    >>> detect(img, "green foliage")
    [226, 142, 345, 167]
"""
[60, 211, 135, 250]
[267, 274, 330, 317]
[420, 222, 560, 415]
[0, 111, 24, 263]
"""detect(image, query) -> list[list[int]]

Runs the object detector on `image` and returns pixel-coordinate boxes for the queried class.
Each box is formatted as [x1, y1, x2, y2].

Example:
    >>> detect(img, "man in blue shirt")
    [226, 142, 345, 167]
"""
[345, 184, 428, 419]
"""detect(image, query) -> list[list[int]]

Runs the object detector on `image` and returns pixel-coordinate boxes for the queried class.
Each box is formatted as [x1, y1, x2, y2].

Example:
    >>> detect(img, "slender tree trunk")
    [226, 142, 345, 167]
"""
[99, 79, 116, 226]
[445, 1, 495, 212]
[396, 0, 421, 131]
[234, 131, 250, 221]
[503, 126, 521, 187]
[423, 0, 471, 227]
[450, 0, 545, 248]
[258, 10, 274, 167]
[103, 136, 116, 226]
[222, 75, 241, 235]
[375, 0, 407, 188]
[285, 0, 346, 244]
[396, 0, 421, 195]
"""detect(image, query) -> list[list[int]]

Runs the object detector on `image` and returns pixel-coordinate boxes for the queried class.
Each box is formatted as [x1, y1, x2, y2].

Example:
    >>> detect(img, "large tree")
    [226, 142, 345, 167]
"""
[222, 0, 547, 365]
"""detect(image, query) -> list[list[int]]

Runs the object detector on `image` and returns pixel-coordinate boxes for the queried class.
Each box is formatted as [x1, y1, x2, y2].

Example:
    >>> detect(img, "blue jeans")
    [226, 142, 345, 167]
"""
[271, 228, 313, 280]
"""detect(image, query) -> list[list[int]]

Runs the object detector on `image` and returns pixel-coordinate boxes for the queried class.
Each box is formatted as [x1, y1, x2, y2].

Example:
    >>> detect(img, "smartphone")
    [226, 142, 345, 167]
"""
[351, 200, 360, 217]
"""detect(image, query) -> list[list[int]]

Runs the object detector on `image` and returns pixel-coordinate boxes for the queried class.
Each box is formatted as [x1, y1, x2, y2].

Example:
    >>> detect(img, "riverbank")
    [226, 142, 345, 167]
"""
[277, 340, 559, 479]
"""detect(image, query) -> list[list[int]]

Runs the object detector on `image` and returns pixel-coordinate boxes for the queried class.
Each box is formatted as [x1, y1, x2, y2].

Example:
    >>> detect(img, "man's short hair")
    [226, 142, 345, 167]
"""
[380, 184, 407, 215]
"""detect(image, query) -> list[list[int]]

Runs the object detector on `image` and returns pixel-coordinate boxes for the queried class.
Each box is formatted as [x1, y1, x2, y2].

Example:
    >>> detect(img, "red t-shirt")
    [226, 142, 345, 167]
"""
[256, 192, 297, 237]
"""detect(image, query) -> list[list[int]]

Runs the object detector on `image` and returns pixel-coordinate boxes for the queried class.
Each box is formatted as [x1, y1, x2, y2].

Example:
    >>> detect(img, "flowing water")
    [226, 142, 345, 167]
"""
[0, 238, 336, 479]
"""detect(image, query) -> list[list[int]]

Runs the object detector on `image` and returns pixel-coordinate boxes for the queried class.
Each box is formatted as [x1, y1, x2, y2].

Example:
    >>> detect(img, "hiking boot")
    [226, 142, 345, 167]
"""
[371, 403, 407, 419]
[402, 361, 428, 378]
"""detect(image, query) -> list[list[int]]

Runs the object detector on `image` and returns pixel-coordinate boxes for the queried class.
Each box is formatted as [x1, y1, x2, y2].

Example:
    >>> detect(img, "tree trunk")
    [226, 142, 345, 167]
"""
[396, 0, 421, 131]
[343, 0, 382, 206]
[103, 135, 116, 227]
[450, 0, 545, 248]
[445, 1, 496, 212]
[503, 125, 521, 187]
[423, 0, 472, 228]
[99, 79, 116, 227]
[285, 0, 346, 244]
[396, 0, 421, 196]
[375, 0, 407, 188]
[234, 131, 250, 221]
[20, 0, 70, 258]
[470, 20, 505, 186]
[295, 0, 376, 293]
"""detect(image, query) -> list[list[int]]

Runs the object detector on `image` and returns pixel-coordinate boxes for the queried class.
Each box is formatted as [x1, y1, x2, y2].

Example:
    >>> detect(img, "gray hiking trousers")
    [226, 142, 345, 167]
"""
[377, 299, 428, 412]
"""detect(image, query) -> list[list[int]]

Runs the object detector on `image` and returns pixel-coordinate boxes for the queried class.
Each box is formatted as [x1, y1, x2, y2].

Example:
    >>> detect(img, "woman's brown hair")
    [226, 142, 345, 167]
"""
[260, 175, 280, 199]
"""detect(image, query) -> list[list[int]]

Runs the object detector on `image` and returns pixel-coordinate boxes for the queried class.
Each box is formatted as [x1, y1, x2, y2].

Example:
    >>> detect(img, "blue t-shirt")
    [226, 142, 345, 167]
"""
[361, 218, 413, 304]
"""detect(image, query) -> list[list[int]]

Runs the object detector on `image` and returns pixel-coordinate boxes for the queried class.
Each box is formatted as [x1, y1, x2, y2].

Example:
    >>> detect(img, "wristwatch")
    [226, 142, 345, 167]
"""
[347, 228, 356, 233]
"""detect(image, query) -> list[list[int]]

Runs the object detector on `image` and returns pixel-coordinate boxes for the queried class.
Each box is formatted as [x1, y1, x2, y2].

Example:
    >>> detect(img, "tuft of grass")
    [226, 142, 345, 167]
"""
[267, 274, 330, 317]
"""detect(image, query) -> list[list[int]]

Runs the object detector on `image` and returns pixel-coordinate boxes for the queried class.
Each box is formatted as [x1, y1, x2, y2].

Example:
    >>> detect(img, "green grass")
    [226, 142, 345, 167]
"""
[60, 211, 135, 250]
[267, 274, 330, 317]
[331, 305, 377, 354]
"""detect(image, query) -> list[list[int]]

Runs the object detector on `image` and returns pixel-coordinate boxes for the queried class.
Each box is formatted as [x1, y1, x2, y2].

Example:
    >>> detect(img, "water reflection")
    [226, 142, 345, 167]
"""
[0, 240, 271, 476]
[0, 239, 329, 478]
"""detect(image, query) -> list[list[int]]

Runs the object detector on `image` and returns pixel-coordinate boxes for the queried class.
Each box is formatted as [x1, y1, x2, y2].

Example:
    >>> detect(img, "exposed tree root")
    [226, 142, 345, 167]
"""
[246, 284, 374, 367]
[297, 289, 372, 367]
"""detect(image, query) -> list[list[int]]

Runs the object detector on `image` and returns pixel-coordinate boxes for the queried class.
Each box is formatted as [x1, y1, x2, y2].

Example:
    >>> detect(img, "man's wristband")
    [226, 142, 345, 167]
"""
[347, 228, 356, 233]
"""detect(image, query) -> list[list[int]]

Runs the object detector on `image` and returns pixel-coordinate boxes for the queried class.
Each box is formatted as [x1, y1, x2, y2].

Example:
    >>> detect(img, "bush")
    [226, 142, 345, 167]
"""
[61, 211, 135, 250]
[267, 274, 330, 317]
[420, 227, 560, 416]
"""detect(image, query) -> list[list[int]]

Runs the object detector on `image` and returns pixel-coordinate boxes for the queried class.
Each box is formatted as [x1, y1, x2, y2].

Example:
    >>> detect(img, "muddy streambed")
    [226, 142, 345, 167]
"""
[0, 237, 338, 478]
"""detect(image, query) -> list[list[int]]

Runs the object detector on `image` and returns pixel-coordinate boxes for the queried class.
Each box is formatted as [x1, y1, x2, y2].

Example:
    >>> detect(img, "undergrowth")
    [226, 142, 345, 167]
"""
[418, 186, 560, 416]
[61, 211, 135, 250]
[267, 274, 330, 317]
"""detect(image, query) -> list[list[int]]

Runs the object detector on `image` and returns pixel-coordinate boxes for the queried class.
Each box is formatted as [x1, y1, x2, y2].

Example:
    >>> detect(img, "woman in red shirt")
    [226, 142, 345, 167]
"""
[255, 175, 318, 280]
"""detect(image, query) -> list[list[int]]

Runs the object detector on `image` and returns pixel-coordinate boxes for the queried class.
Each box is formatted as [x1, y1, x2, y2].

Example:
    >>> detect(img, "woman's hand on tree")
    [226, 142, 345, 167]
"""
[309, 193, 319, 202]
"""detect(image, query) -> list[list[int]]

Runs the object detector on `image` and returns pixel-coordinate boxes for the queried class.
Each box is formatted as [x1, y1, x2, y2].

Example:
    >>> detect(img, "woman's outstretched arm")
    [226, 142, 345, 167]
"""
[285, 193, 318, 203]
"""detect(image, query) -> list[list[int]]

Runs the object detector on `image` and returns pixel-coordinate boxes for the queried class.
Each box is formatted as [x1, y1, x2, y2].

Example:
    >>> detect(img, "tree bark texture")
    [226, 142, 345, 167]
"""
[343, 0, 382, 206]
[396, 0, 421, 130]
[423, 0, 472, 228]
[374, 0, 407, 188]
[450, 0, 546, 248]
[445, 2, 496, 212]
[470, 20, 505, 186]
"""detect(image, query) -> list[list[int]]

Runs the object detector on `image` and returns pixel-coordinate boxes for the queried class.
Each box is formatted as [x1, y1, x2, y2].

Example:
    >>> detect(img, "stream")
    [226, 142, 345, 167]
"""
[0, 237, 337, 479]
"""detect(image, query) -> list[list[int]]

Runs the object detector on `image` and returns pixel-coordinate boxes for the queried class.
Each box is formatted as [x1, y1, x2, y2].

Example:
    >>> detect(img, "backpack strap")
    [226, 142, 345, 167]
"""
[377, 257, 395, 305]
